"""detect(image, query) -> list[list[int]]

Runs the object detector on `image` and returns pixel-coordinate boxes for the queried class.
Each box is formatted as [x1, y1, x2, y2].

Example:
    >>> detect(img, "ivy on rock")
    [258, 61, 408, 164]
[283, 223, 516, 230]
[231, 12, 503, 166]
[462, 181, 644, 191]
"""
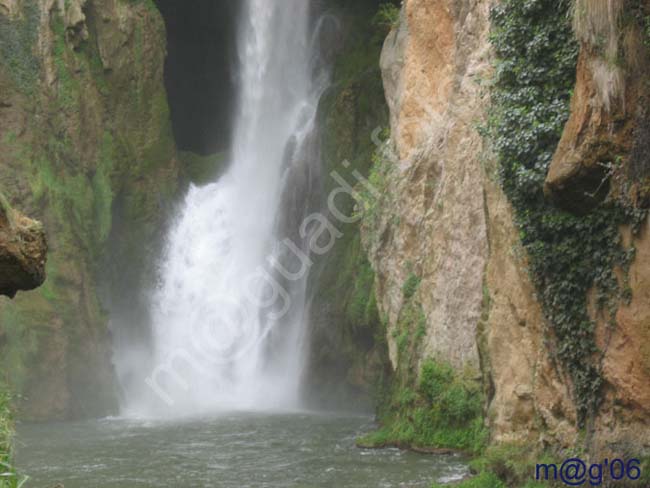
[486, 0, 645, 427]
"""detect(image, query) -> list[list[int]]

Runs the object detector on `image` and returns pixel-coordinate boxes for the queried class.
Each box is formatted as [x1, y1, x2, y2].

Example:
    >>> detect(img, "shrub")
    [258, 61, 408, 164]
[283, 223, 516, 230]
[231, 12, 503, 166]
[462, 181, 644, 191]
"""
[0, 386, 26, 488]
[372, 2, 401, 31]
[402, 272, 421, 299]
[358, 359, 486, 453]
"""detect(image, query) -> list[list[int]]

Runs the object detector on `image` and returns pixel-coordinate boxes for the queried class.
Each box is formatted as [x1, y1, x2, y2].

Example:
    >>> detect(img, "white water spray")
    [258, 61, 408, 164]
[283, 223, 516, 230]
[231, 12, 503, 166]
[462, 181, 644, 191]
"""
[121, 0, 331, 417]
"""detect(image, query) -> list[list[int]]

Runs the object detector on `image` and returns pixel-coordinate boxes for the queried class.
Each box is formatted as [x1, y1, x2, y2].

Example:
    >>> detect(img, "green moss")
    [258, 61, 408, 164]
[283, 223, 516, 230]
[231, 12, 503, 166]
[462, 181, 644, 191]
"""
[486, 0, 647, 427]
[0, 1, 40, 93]
[0, 387, 13, 466]
[0, 384, 26, 488]
[52, 16, 80, 111]
[372, 2, 400, 32]
[306, 0, 391, 407]
[93, 133, 116, 245]
[358, 129, 397, 245]
[359, 359, 487, 454]
[178, 151, 228, 186]
[0, 192, 14, 228]
[28, 135, 113, 262]
[402, 273, 421, 300]
[345, 258, 380, 331]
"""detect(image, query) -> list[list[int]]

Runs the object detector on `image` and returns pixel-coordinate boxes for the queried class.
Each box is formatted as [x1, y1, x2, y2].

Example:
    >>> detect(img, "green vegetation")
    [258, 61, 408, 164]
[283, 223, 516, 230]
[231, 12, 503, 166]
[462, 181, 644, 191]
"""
[486, 0, 646, 427]
[356, 128, 395, 238]
[122, 0, 158, 11]
[628, 1, 650, 48]
[0, 1, 175, 419]
[392, 296, 426, 358]
[346, 259, 381, 331]
[0, 386, 27, 488]
[467, 443, 560, 488]
[372, 2, 401, 32]
[430, 442, 563, 487]
[0, 193, 14, 228]
[307, 0, 391, 406]
[402, 272, 421, 300]
[51, 17, 80, 111]
[359, 358, 487, 454]
[0, 1, 40, 93]
[637, 457, 650, 485]
[178, 151, 228, 186]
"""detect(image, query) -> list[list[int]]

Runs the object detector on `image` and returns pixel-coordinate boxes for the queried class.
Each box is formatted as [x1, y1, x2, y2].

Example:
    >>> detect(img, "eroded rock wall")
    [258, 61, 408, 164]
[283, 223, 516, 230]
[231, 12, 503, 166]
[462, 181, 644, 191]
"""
[369, 0, 491, 376]
[548, 0, 650, 455]
[369, 0, 569, 446]
[0, 0, 178, 420]
[368, 0, 650, 455]
[306, 1, 392, 410]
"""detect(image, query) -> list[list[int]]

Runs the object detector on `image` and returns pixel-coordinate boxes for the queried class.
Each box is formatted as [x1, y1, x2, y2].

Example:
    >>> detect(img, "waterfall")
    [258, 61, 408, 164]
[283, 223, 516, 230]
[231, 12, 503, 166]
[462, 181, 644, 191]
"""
[121, 0, 331, 417]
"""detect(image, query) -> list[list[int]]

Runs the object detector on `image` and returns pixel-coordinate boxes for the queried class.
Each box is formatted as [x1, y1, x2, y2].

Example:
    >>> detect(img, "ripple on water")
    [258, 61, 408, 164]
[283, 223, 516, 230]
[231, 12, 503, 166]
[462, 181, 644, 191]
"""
[17, 413, 469, 488]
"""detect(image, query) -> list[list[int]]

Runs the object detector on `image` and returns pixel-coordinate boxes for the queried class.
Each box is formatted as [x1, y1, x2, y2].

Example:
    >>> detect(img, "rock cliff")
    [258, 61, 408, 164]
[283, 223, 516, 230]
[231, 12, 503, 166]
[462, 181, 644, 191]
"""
[2, 0, 649, 473]
[357, 0, 650, 463]
[0, 0, 178, 420]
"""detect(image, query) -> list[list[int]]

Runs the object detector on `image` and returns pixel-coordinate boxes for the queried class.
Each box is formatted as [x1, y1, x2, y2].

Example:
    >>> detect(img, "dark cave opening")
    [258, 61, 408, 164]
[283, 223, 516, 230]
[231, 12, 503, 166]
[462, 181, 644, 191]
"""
[154, 0, 238, 155]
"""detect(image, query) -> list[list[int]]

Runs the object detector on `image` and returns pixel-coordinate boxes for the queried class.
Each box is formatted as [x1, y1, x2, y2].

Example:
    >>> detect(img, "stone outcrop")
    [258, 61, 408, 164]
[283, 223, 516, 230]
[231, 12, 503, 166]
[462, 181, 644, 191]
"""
[545, 0, 649, 213]
[0, 198, 47, 298]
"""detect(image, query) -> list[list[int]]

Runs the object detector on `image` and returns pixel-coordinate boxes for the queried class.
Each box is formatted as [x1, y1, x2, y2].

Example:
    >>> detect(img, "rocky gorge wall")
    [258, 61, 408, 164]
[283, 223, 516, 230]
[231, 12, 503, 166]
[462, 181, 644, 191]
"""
[305, 0, 393, 410]
[352, 0, 650, 467]
[0, 0, 180, 420]
[1, 0, 649, 476]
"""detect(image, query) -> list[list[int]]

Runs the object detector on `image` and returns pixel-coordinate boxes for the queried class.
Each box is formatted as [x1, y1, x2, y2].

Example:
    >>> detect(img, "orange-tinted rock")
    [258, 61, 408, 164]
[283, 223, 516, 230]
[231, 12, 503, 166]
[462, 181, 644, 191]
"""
[0, 202, 47, 298]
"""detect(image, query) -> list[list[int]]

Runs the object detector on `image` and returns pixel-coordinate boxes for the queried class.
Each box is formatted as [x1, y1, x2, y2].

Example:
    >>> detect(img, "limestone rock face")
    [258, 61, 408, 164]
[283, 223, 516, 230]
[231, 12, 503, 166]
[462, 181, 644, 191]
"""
[545, 2, 650, 214]
[544, 4, 650, 454]
[373, 0, 650, 455]
[0, 202, 47, 298]
[544, 49, 643, 213]
[369, 0, 491, 372]
[592, 224, 650, 455]
[482, 177, 577, 446]
[371, 0, 577, 447]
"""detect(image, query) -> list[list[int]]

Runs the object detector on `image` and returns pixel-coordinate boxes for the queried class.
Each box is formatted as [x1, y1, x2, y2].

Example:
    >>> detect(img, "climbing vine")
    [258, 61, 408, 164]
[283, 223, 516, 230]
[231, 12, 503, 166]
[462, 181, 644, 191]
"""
[487, 0, 645, 426]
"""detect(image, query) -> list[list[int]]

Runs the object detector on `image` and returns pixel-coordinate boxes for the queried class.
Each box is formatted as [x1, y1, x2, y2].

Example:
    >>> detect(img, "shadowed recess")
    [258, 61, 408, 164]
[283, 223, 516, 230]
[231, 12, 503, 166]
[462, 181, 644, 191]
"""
[154, 0, 238, 155]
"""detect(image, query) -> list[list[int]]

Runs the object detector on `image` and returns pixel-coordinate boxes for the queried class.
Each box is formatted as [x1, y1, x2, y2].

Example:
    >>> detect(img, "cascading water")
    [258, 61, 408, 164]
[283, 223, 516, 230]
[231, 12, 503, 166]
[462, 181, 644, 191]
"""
[120, 0, 332, 417]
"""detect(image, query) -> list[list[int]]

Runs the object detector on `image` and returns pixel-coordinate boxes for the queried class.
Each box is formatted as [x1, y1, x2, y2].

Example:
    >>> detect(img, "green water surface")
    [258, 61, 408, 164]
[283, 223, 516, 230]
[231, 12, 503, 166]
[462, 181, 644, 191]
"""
[16, 412, 468, 487]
